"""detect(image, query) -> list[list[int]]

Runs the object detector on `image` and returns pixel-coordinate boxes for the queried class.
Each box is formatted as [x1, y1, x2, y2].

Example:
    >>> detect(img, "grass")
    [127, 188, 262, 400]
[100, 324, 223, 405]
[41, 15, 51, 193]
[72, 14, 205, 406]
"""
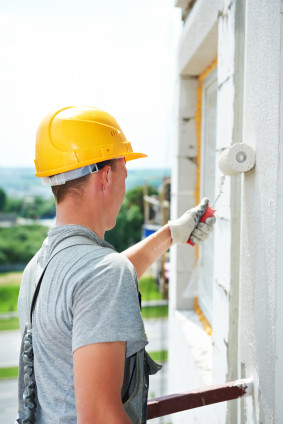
[139, 275, 163, 302]
[0, 317, 20, 331]
[0, 272, 21, 318]
[0, 273, 166, 328]
[0, 352, 168, 381]
[0, 284, 20, 313]
[0, 366, 18, 380]
[0, 272, 21, 331]
[148, 349, 168, 363]
[141, 305, 168, 319]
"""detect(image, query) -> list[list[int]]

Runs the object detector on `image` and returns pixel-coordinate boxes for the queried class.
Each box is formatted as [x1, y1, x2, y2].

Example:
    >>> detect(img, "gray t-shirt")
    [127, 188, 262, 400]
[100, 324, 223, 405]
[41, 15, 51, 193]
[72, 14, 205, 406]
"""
[17, 225, 148, 423]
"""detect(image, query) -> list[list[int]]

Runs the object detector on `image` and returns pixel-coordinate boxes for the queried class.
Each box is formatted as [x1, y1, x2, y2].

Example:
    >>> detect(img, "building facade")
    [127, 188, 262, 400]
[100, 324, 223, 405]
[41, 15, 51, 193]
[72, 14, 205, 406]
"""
[168, 0, 283, 422]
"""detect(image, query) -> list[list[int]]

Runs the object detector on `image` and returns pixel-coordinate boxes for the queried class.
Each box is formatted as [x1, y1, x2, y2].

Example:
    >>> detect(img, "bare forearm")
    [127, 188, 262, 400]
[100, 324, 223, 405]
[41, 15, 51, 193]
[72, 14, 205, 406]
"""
[77, 405, 131, 424]
[122, 224, 172, 279]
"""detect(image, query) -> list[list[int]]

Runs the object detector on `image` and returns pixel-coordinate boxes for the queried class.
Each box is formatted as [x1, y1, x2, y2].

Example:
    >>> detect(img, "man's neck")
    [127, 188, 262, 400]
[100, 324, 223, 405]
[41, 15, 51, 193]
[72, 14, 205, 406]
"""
[55, 202, 105, 240]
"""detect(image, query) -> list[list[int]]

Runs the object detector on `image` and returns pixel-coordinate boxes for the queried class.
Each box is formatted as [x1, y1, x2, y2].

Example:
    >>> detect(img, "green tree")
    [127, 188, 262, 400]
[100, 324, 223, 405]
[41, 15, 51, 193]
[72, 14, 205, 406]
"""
[4, 195, 55, 219]
[37, 197, 56, 218]
[125, 185, 158, 216]
[4, 197, 24, 215]
[105, 185, 158, 252]
[0, 188, 7, 211]
[0, 224, 48, 265]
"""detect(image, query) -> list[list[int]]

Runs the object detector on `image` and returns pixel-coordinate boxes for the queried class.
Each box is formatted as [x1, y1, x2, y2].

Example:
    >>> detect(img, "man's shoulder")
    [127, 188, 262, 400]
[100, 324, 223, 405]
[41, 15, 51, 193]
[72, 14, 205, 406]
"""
[78, 249, 137, 285]
[99, 250, 135, 271]
[21, 249, 42, 284]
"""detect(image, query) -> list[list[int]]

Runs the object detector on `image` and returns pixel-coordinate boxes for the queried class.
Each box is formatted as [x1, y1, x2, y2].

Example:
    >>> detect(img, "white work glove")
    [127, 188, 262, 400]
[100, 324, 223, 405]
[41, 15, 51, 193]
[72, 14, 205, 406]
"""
[169, 197, 216, 245]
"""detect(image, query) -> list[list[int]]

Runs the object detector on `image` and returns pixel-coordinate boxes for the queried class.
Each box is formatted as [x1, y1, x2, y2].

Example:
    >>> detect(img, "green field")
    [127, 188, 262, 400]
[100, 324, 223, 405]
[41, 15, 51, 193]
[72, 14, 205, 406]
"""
[0, 366, 18, 380]
[0, 284, 20, 313]
[0, 272, 21, 330]
[0, 273, 163, 310]
[148, 349, 168, 363]
[0, 351, 168, 381]
[0, 273, 166, 330]
[138, 275, 163, 302]
[141, 305, 168, 319]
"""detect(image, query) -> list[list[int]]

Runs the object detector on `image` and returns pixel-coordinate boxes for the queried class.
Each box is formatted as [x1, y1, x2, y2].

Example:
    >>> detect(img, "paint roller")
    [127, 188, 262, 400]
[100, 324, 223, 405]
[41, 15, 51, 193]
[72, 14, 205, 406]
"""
[187, 143, 256, 246]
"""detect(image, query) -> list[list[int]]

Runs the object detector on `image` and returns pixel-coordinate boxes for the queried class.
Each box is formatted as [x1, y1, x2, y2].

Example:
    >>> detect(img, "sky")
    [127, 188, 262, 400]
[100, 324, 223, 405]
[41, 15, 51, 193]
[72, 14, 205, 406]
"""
[0, 0, 182, 170]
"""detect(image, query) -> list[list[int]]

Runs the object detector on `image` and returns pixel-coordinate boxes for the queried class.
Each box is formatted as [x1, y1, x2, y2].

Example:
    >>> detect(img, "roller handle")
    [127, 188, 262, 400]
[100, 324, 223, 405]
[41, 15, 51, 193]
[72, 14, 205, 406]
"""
[187, 205, 215, 246]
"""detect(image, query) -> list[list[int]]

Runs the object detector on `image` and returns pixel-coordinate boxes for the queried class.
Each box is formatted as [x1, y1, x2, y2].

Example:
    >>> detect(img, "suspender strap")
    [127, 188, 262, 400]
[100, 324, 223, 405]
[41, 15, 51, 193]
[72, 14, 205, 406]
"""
[29, 236, 97, 324]
[30, 265, 48, 324]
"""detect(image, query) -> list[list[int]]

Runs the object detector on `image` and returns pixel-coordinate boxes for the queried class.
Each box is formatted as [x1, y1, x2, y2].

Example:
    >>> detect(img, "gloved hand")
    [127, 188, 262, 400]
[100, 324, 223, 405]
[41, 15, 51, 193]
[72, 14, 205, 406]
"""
[169, 197, 216, 245]
[189, 216, 216, 245]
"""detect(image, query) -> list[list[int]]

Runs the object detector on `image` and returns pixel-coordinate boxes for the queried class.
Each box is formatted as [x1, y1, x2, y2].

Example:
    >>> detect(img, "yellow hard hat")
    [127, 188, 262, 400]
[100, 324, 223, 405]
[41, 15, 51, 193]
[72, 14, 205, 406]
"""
[34, 106, 147, 177]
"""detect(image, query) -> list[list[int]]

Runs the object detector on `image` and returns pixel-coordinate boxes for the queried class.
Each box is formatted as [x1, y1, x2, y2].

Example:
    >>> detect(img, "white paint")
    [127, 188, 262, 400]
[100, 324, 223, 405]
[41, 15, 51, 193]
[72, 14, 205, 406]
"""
[169, 0, 239, 422]
[211, 175, 225, 207]
[176, 310, 212, 385]
[170, 76, 198, 312]
[168, 311, 226, 424]
[239, 0, 282, 422]
[275, 9, 283, 422]
[169, 0, 232, 422]
[198, 68, 218, 323]
[211, 0, 236, 400]
[170, 0, 283, 422]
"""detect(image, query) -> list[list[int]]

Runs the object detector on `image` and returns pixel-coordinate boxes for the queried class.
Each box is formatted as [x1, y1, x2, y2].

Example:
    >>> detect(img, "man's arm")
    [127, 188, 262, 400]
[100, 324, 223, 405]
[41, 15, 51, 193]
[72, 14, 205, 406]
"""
[122, 224, 172, 280]
[122, 198, 216, 280]
[73, 341, 131, 424]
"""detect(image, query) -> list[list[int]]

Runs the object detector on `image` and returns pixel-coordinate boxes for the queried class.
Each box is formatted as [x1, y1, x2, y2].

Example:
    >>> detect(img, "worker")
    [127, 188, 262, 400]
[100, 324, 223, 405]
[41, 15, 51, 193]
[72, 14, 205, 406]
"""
[16, 106, 216, 424]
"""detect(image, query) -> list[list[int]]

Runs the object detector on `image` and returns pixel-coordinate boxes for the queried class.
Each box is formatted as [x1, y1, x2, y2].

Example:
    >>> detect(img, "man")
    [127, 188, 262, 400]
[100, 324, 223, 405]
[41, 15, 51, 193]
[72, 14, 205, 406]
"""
[17, 106, 215, 424]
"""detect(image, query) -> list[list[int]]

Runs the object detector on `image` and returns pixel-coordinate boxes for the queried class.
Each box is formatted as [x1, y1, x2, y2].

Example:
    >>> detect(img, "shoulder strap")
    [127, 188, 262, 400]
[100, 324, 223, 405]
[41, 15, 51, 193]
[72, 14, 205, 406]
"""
[29, 236, 97, 324]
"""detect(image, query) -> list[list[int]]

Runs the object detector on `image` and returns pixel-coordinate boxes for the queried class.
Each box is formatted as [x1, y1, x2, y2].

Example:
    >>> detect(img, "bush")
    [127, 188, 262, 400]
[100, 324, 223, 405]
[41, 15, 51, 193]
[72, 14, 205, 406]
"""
[0, 188, 7, 211]
[4, 193, 55, 219]
[105, 185, 158, 252]
[0, 224, 48, 265]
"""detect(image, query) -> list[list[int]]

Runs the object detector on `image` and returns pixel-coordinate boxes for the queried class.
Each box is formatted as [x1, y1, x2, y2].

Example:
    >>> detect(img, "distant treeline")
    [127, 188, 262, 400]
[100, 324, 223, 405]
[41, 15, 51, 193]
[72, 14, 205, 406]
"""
[0, 167, 170, 199]
[0, 187, 55, 219]
[0, 224, 49, 267]
[0, 185, 158, 266]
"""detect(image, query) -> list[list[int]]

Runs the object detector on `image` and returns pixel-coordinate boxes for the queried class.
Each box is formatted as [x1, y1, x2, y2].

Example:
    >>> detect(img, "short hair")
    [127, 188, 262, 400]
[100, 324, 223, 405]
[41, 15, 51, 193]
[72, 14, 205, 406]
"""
[52, 159, 117, 204]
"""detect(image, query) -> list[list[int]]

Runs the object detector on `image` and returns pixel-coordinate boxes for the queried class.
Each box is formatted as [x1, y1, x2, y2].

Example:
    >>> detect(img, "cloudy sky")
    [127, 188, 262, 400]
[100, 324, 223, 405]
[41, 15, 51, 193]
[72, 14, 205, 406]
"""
[0, 0, 181, 170]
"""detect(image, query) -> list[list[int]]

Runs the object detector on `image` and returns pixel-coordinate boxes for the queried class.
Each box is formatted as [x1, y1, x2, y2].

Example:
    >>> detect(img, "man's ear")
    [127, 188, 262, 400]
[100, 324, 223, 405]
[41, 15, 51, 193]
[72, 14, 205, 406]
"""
[101, 165, 112, 191]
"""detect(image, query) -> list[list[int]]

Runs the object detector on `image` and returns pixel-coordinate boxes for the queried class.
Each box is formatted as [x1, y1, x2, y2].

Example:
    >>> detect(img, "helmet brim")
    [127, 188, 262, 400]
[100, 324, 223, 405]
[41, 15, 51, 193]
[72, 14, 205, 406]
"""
[124, 152, 148, 162]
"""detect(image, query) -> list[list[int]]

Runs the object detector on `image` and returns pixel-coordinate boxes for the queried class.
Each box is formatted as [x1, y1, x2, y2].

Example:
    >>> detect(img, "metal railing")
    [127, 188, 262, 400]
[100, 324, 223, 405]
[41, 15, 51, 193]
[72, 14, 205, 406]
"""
[147, 378, 253, 420]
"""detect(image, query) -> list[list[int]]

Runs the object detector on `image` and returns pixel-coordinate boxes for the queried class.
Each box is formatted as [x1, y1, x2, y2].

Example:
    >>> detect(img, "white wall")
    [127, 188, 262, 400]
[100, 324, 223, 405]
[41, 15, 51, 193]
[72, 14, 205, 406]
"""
[170, 0, 283, 422]
[170, 76, 199, 314]
[239, 1, 283, 422]
[169, 0, 233, 423]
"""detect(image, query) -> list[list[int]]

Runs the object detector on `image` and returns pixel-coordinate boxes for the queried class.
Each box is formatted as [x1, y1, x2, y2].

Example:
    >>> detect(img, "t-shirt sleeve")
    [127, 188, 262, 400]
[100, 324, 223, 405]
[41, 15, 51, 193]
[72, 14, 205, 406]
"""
[72, 251, 148, 357]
